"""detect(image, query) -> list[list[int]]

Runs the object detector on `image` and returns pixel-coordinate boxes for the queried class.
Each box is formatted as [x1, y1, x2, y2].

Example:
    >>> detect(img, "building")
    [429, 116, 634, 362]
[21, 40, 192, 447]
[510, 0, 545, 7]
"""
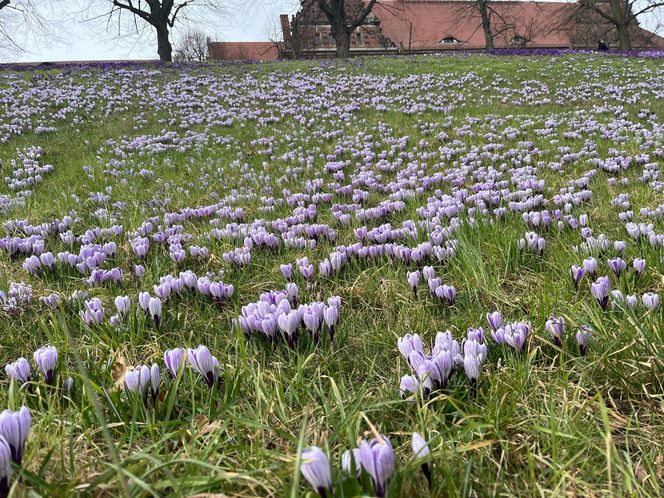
[207, 1, 664, 61]
[207, 42, 280, 62]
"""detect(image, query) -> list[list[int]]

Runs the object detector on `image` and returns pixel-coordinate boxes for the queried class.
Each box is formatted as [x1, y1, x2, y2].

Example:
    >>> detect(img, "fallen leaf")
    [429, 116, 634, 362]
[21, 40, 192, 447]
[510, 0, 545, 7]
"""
[111, 355, 129, 388]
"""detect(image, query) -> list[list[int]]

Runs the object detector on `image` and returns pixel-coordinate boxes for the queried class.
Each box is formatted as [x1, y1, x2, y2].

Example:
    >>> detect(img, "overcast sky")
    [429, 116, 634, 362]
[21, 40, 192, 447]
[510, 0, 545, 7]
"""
[6, 1, 299, 62]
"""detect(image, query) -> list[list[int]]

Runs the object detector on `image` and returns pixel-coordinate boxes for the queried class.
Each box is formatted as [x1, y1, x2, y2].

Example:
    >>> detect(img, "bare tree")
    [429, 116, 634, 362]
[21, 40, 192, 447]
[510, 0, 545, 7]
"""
[316, 0, 377, 58]
[93, 1, 224, 61]
[577, 0, 664, 49]
[0, 0, 65, 60]
[477, 0, 493, 49]
[173, 29, 208, 61]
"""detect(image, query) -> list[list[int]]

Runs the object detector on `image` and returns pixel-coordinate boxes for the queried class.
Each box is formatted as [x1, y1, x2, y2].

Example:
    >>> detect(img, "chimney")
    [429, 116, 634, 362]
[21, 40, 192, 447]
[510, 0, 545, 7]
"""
[280, 14, 291, 46]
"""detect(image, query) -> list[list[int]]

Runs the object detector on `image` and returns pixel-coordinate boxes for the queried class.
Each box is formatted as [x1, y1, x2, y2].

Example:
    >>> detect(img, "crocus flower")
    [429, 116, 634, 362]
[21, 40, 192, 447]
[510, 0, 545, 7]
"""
[148, 297, 162, 326]
[503, 322, 529, 352]
[633, 258, 646, 277]
[583, 257, 597, 279]
[576, 326, 592, 356]
[280, 263, 293, 281]
[63, 376, 74, 394]
[359, 435, 395, 498]
[300, 446, 332, 497]
[114, 295, 131, 318]
[5, 358, 30, 385]
[341, 448, 361, 477]
[570, 265, 586, 289]
[407, 270, 420, 295]
[33, 345, 58, 384]
[0, 436, 11, 496]
[164, 348, 185, 377]
[398, 333, 423, 364]
[0, 406, 31, 464]
[545, 316, 565, 346]
[187, 345, 220, 387]
[590, 276, 610, 310]
[625, 294, 638, 309]
[463, 339, 487, 382]
[486, 311, 502, 331]
[608, 258, 626, 277]
[412, 432, 432, 488]
[642, 292, 660, 310]
[323, 305, 339, 341]
[150, 364, 160, 400]
[125, 365, 150, 398]
[399, 374, 419, 397]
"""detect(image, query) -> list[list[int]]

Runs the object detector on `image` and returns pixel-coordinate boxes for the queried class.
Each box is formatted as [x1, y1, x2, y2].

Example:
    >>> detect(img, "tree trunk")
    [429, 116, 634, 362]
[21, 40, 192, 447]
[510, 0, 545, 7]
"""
[615, 22, 632, 50]
[609, 0, 631, 50]
[335, 30, 351, 58]
[478, 0, 494, 50]
[156, 25, 173, 62]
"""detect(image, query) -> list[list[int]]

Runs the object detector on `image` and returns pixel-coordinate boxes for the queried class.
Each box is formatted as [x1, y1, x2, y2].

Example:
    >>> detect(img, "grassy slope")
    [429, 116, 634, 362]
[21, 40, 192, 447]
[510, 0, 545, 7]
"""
[0, 54, 662, 497]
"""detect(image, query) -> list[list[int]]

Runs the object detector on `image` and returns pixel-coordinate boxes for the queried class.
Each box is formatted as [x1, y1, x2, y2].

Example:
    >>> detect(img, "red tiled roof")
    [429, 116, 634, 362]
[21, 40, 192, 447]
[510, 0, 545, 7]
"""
[208, 42, 280, 61]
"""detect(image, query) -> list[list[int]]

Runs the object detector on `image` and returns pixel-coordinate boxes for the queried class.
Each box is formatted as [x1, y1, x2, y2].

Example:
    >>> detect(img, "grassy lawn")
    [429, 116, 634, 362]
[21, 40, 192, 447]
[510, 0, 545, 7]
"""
[0, 53, 662, 497]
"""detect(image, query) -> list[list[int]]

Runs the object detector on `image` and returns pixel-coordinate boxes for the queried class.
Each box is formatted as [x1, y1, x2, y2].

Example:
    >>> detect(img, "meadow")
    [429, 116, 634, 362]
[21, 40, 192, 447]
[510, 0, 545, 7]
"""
[0, 52, 663, 497]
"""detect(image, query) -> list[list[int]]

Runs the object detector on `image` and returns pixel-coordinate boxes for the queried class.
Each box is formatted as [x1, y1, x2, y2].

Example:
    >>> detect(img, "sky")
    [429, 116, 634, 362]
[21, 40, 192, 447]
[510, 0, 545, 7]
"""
[5, 0, 299, 62]
[3, 1, 663, 63]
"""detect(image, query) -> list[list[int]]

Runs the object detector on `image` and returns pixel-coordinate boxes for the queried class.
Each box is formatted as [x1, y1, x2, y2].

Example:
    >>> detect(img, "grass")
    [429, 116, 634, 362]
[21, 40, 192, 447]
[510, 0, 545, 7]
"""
[0, 53, 663, 497]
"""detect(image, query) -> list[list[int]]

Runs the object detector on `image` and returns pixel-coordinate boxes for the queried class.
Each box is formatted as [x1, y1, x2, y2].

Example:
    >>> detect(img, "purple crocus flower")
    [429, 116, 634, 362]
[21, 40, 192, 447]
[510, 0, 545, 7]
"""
[359, 435, 395, 498]
[398, 333, 423, 364]
[164, 348, 185, 377]
[125, 365, 150, 398]
[114, 295, 131, 318]
[576, 326, 592, 356]
[33, 345, 58, 384]
[583, 257, 597, 279]
[545, 316, 565, 347]
[150, 364, 160, 400]
[608, 258, 626, 277]
[486, 311, 502, 331]
[633, 258, 646, 277]
[0, 436, 11, 496]
[407, 270, 420, 295]
[642, 292, 660, 310]
[399, 374, 419, 397]
[323, 305, 339, 341]
[412, 432, 432, 488]
[138, 291, 150, 313]
[148, 297, 162, 326]
[463, 339, 487, 382]
[63, 376, 74, 394]
[300, 446, 332, 498]
[0, 406, 31, 464]
[280, 263, 293, 281]
[5, 358, 30, 385]
[503, 322, 529, 352]
[341, 448, 361, 477]
[570, 265, 586, 289]
[590, 276, 610, 310]
[187, 345, 220, 387]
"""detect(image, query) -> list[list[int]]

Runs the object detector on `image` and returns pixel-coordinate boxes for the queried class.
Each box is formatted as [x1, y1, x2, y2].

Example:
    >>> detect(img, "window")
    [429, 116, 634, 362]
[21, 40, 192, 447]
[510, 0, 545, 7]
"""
[440, 36, 460, 44]
[355, 32, 362, 45]
[511, 35, 527, 46]
[328, 33, 335, 45]
[314, 33, 321, 45]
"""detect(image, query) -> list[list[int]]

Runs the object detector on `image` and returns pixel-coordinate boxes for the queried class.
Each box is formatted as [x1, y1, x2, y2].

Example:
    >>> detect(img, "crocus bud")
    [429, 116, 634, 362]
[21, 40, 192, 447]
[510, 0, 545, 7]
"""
[0, 406, 31, 464]
[300, 446, 332, 498]
[33, 345, 58, 385]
